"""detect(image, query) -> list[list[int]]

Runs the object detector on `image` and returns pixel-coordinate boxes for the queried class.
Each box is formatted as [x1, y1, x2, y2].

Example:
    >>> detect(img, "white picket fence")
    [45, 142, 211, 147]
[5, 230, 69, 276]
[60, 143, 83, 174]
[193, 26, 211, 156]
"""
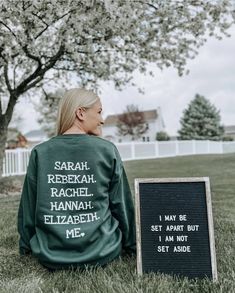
[3, 148, 31, 177]
[2, 140, 235, 177]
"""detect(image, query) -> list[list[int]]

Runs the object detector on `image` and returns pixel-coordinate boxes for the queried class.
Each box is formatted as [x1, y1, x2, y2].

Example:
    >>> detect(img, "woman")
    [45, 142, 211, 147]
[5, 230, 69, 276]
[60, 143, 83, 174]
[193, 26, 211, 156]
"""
[18, 88, 136, 270]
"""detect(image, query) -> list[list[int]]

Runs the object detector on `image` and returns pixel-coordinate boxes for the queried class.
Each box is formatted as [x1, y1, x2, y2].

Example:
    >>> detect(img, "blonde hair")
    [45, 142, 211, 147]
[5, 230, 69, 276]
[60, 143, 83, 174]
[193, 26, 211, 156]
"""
[56, 88, 100, 135]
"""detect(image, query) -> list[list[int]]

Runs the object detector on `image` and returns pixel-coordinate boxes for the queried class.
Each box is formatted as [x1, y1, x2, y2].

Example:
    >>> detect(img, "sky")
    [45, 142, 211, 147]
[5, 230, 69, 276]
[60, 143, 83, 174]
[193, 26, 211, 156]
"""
[16, 26, 235, 136]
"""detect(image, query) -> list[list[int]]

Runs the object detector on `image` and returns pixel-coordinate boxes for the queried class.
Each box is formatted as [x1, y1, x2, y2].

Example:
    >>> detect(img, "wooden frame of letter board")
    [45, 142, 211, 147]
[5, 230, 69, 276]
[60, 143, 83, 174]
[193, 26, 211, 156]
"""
[135, 177, 218, 281]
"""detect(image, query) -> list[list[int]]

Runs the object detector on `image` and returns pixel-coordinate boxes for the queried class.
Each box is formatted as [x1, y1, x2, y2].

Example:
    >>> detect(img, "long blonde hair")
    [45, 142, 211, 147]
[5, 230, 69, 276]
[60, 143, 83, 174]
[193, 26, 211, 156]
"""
[56, 88, 100, 135]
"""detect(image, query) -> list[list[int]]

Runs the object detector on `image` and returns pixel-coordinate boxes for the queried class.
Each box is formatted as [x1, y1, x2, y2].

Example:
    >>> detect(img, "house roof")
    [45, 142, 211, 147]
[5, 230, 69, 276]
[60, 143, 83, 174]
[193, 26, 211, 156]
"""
[7, 127, 21, 141]
[224, 125, 235, 133]
[24, 129, 47, 138]
[7, 127, 27, 143]
[104, 109, 158, 126]
[23, 129, 48, 142]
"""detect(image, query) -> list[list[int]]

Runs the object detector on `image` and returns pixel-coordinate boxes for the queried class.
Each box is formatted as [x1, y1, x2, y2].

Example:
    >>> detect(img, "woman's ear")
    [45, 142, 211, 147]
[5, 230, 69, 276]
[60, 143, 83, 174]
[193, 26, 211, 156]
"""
[75, 107, 86, 121]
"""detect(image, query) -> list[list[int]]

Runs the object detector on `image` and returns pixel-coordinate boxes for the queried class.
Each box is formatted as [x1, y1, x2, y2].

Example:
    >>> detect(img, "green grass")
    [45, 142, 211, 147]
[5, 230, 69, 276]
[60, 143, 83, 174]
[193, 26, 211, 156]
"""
[0, 154, 235, 293]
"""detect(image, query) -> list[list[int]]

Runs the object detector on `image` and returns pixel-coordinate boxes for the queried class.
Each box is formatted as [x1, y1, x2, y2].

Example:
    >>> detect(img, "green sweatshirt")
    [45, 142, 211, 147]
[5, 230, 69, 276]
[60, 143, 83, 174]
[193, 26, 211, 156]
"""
[18, 134, 136, 269]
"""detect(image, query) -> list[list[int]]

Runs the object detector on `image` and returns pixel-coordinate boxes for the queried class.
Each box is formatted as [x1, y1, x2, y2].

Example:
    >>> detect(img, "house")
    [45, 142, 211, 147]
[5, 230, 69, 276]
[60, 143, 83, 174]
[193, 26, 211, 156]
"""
[24, 129, 48, 147]
[6, 128, 28, 149]
[102, 107, 165, 142]
[224, 125, 235, 140]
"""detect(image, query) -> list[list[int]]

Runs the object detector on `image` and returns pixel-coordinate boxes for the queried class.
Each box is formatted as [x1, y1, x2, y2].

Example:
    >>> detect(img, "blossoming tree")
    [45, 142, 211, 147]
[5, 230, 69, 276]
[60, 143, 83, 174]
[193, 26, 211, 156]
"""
[0, 0, 234, 176]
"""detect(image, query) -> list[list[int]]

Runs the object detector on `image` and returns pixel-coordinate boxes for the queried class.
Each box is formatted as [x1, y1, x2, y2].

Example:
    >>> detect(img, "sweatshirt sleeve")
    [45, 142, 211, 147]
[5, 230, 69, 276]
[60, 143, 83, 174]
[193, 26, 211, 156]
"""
[109, 148, 136, 255]
[17, 149, 37, 255]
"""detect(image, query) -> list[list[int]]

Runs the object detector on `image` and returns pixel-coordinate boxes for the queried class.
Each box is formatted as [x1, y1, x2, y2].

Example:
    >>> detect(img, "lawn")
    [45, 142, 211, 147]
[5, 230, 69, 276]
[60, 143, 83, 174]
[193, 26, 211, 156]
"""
[0, 154, 234, 293]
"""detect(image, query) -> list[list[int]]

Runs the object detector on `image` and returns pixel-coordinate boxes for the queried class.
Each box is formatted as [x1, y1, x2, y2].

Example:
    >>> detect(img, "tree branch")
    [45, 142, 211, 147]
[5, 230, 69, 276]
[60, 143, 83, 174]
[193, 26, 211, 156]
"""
[23, 76, 44, 92]
[13, 66, 16, 89]
[34, 24, 49, 40]
[16, 43, 65, 94]
[43, 43, 65, 71]
[32, 12, 49, 27]
[133, 1, 159, 11]
[4, 41, 49, 124]
[0, 96, 2, 115]
[22, 0, 32, 11]
[53, 66, 81, 72]
[0, 21, 17, 39]
[3, 64, 12, 93]
[34, 8, 77, 39]
[22, 45, 42, 64]
[5, 94, 17, 125]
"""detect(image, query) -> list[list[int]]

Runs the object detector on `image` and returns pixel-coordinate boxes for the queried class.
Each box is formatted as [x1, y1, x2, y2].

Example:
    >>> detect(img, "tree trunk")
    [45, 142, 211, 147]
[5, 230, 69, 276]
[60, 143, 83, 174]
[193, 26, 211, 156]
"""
[0, 94, 18, 178]
[0, 117, 8, 178]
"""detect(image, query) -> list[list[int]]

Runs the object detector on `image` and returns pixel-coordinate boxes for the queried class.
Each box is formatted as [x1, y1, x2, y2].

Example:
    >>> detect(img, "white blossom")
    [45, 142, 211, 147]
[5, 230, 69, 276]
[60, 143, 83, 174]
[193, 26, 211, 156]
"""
[0, 0, 234, 173]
